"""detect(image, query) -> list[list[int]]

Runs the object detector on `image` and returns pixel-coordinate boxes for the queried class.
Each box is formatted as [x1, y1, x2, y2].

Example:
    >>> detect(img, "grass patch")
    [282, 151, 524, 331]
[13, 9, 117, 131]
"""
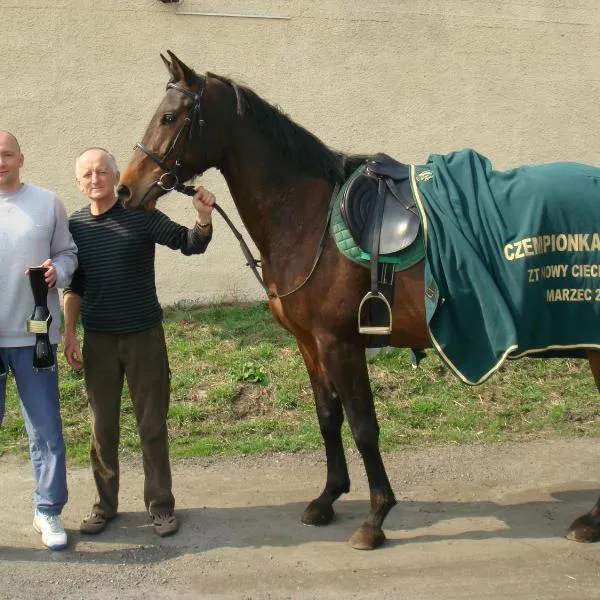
[1, 301, 599, 463]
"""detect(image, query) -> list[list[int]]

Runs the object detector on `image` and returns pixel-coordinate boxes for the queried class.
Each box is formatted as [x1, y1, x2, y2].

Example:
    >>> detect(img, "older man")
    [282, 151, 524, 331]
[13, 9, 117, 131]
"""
[0, 131, 78, 550]
[63, 147, 215, 537]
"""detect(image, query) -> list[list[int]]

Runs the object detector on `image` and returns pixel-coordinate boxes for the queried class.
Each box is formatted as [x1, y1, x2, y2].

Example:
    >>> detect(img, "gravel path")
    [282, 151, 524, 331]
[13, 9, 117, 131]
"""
[2, 439, 600, 599]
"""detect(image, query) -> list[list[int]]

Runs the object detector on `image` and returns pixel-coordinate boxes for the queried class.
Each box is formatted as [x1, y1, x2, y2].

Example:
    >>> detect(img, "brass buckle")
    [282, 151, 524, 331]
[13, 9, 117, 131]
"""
[27, 315, 50, 334]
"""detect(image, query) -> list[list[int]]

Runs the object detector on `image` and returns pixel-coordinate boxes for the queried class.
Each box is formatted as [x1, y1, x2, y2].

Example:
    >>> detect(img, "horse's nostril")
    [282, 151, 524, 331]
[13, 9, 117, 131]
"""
[117, 184, 131, 202]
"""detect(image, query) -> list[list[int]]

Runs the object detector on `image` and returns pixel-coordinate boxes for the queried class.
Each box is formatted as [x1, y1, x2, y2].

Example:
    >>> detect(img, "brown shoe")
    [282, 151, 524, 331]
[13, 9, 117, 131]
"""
[80, 512, 112, 534]
[151, 512, 179, 537]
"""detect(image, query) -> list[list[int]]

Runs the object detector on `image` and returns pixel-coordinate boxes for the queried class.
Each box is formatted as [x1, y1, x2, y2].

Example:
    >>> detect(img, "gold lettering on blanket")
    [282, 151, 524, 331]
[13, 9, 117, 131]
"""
[526, 263, 600, 304]
[572, 264, 600, 278]
[504, 233, 600, 261]
[546, 288, 594, 302]
[522, 260, 600, 306]
[527, 264, 570, 282]
[507, 232, 600, 304]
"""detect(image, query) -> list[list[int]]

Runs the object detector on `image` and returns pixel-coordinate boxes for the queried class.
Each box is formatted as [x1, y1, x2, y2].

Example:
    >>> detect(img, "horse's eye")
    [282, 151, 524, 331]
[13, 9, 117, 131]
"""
[162, 113, 177, 125]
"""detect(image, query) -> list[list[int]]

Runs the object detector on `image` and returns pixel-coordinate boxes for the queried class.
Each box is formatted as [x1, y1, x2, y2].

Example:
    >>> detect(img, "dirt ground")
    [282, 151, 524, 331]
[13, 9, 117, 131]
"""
[2, 438, 600, 599]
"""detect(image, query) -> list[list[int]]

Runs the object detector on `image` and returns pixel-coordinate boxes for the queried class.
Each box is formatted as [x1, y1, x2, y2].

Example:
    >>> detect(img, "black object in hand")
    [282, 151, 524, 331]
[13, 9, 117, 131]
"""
[27, 267, 55, 371]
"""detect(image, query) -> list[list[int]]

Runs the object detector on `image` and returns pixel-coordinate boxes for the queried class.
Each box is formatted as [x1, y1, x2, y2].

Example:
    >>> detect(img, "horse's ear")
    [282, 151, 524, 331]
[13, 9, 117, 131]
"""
[165, 50, 197, 86]
[160, 53, 172, 72]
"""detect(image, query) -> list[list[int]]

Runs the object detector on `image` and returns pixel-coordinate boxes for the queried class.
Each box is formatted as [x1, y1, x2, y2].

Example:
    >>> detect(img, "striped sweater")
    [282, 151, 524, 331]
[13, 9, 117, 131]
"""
[65, 201, 211, 334]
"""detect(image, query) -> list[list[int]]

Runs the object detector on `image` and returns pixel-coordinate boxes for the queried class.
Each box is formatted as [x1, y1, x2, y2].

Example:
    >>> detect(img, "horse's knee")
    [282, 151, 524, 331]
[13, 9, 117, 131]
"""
[317, 401, 344, 436]
[352, 421, 380, 455]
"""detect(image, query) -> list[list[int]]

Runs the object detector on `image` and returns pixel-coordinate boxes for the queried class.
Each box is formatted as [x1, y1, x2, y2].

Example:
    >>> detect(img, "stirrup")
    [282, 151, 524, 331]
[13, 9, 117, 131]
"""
[358, 291, 392, 335]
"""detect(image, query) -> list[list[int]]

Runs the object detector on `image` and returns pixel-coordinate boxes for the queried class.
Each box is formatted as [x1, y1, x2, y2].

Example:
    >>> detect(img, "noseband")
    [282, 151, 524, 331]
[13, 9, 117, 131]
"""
[135, 80, 206, 199]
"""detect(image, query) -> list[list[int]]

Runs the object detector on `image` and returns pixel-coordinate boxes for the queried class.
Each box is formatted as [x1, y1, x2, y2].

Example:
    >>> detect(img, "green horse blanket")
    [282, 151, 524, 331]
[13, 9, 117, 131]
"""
[412, 149, 600, 384]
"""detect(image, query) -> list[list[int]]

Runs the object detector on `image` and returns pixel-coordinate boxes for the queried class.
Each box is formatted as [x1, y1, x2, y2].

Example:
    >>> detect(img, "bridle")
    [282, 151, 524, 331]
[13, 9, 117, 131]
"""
[133, 77, 339, 300]
[135, 80, 207, 199]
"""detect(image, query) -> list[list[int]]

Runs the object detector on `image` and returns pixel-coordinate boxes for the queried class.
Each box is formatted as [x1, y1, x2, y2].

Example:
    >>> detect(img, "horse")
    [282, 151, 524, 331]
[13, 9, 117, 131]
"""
[117, 51, 600, 549]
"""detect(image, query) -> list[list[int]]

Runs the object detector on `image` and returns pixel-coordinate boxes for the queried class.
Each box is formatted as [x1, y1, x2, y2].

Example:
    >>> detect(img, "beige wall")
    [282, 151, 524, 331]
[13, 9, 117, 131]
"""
[2, 0, 599, 304]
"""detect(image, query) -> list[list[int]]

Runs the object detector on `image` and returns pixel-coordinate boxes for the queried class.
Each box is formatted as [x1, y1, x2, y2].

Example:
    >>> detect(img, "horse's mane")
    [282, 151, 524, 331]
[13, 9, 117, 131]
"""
[206, 72, 360, 184]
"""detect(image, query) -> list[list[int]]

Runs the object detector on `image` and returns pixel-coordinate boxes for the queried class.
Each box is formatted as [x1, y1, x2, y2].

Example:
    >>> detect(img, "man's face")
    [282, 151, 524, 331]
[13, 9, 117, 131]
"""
[76, 149, 119, 203]
[0, 133, 24, 193]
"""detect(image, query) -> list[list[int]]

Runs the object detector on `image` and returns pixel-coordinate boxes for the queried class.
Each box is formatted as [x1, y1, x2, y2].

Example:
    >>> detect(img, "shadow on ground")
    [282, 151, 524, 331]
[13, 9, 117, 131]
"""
[1, 487, 597, 564]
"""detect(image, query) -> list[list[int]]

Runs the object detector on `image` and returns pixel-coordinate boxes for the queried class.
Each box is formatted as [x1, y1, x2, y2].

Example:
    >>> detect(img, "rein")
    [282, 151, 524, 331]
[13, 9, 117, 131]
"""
[176, 184, 270, 296]
[134, 78, 339, 300]
[176, 183, 339, 300]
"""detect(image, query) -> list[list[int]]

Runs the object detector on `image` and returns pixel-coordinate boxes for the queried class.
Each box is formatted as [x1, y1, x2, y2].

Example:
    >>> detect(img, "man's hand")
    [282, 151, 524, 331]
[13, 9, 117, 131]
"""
[40, 259, 58, 288]
[24, 258, 58, 288]
[63, 335, 83, 370]
[193, 185, 216, 225]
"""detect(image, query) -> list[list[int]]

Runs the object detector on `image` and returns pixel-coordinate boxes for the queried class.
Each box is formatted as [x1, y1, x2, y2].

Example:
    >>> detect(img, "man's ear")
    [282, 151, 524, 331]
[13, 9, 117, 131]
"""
[18, 153, 24, 168]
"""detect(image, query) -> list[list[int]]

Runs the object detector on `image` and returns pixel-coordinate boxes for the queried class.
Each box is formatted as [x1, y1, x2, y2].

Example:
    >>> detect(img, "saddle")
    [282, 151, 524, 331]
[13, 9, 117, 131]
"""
[341, 155, 419, 256]
[340, 153, 420, 336]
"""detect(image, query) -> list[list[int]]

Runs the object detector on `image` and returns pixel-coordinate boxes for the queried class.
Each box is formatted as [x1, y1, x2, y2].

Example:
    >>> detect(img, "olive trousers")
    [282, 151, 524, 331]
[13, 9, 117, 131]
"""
[82, 325, 174, 518]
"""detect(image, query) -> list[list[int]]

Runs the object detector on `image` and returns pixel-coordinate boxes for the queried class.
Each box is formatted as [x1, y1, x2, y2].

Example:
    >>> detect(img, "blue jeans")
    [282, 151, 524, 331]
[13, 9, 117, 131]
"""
[0, 346, 68, 516]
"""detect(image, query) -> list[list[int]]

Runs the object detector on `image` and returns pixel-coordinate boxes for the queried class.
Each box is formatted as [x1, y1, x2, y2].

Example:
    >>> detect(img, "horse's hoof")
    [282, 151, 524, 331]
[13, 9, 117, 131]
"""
[567, 514, 600, 543]
[349, 523, 386, 550]
[301, 500, 335, 526]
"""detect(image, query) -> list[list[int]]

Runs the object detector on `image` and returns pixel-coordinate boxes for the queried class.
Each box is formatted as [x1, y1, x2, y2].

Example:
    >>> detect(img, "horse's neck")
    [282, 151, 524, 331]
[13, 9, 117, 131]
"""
[221, 154, 331, 259]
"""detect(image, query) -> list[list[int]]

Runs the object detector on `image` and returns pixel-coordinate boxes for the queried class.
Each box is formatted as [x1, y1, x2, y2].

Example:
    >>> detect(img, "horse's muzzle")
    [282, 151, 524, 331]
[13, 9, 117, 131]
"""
[116, 183, 132, 205]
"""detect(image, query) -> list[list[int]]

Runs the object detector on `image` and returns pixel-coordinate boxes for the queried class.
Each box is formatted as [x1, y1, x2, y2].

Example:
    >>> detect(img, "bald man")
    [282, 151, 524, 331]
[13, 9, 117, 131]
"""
[63, 147, 215, 538]
[0, 131, 78, 550]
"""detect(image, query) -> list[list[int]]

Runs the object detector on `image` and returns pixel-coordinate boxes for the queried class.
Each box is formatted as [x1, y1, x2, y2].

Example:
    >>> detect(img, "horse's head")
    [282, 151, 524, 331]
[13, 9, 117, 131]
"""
[118, 51, 232, 210]
[120, 51, 346, 213]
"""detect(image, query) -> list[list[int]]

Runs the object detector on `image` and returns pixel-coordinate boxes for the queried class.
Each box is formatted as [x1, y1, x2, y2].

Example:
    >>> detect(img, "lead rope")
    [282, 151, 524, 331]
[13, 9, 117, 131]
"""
[176, 183, 339, 300]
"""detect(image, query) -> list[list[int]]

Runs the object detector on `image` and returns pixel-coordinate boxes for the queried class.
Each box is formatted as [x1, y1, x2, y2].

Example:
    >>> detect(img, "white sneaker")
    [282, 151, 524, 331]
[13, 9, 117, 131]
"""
[33, 510, 67, 550]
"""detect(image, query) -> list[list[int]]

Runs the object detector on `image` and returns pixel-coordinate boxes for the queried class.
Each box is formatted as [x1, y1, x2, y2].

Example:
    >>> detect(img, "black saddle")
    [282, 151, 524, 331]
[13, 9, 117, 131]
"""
[340, 154, 419, 256]
[339, 153, 421, 337]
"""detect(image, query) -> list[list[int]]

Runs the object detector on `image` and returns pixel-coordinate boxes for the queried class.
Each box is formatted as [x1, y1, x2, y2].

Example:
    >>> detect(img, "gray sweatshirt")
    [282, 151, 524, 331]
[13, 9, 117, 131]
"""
[0, 183, 78, 347]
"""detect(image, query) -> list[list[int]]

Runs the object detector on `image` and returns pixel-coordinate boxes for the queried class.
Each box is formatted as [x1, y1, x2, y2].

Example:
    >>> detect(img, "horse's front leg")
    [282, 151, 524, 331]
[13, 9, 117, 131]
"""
[314, 335, 397, 550]
[297, 340, 350, 526]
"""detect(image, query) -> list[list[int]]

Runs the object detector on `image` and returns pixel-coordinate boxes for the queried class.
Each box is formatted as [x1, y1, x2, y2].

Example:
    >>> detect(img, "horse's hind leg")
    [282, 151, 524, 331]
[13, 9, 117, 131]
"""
[567, 350, 600, 542]
[308, 335, 396, 550]
[297, 340, 351, 526]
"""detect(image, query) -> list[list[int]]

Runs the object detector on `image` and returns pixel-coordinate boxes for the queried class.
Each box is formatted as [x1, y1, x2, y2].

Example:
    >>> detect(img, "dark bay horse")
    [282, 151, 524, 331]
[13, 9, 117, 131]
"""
[117, 51, 600, 549]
